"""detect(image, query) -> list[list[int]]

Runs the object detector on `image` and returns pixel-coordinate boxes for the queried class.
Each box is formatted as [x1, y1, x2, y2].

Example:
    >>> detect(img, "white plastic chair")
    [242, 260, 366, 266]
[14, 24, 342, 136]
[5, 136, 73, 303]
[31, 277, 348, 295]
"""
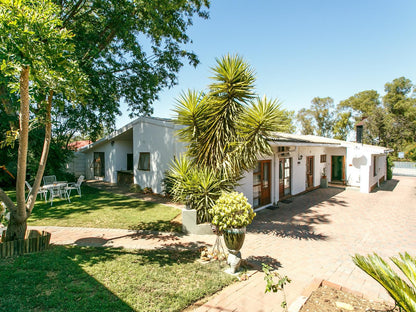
[25, 181, 48, 202]
[49, 183, 68, 206]
[65, 175, 84, 202]
[43, 175, 57, 186]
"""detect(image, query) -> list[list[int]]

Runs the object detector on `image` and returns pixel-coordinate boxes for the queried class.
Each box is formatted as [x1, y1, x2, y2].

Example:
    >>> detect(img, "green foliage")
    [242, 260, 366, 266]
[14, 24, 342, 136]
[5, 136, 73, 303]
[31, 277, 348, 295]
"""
[338, 90, 381, 116]
[129, 184, 143, 193]
[339, 77, 416, 152]
[209, 192, 256, 231]
[333, 111, 354, 140]
[387, 156, 394, 180]
[49, 0, 210, 140]
[405, 144, 416, 162]
[262, 263, 291, 310]
[352, 252, 416, 312]
[166, 156, 233, 223]
[296, 97, 335, 138]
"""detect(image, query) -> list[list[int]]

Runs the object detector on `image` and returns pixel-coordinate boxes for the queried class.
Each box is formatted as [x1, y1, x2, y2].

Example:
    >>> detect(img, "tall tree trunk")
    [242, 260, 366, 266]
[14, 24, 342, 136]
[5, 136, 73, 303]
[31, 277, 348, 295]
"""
[27, 90, 53, 214]
[5, 66, 30, 242]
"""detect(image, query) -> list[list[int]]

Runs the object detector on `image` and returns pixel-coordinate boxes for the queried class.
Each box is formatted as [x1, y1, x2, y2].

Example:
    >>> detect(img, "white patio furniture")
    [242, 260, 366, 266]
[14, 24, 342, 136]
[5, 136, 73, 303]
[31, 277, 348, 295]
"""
[43, 182, 69, 206]
[25, 181, 48, 202]
[43, 175, 57, 186]
[65, 175, 84, 202]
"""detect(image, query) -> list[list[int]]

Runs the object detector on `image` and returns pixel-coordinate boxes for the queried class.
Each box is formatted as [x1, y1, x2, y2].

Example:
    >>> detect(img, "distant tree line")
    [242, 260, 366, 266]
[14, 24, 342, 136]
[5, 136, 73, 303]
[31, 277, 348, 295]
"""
[297, 77, 416, 153]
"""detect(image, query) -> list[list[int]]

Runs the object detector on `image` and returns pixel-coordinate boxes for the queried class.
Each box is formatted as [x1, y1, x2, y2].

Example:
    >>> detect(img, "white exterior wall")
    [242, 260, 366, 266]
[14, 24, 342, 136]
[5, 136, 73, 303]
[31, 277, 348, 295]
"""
[236, 170, 253, 205]
[84, 143, 114, 181]
[369, 154, 387, 191]
[83, 140, 133, 183]
[66, 152, 86, 177]
[133, 119, 185, 194]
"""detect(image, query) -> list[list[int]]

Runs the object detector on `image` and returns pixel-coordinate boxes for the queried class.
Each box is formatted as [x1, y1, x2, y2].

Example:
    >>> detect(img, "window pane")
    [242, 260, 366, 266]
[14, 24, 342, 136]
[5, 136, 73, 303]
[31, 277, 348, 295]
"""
[138, 152, 150, 171]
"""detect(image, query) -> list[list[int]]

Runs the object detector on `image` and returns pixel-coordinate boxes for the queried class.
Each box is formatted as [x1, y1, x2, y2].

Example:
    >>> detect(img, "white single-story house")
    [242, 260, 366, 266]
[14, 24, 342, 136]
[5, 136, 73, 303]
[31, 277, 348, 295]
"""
[77, 117, 185, 194]
[72, 116, 391, 210]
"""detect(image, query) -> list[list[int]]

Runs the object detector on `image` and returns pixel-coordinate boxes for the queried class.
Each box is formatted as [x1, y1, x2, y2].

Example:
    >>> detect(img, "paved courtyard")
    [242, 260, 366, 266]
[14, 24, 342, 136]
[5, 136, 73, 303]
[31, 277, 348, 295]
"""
[31, 175, 416, 312]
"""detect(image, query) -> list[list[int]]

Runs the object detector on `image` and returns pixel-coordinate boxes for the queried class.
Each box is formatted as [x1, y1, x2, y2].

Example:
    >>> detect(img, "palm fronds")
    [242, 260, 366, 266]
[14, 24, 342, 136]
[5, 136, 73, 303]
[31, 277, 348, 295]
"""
[352, 252, 416, 312]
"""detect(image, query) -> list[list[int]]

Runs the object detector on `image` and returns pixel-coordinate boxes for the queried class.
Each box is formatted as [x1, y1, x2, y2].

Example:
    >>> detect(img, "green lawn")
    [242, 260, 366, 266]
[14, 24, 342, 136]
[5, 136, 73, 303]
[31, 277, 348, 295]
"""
[17, 186, 181, 231]
[0, 245, 236, 311]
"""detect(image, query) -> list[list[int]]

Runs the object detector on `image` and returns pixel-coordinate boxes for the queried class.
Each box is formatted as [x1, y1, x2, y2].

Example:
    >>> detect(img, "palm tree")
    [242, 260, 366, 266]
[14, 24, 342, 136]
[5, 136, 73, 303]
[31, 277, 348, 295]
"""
[352, 252, 416, 312]
[167, 54, 292, 222]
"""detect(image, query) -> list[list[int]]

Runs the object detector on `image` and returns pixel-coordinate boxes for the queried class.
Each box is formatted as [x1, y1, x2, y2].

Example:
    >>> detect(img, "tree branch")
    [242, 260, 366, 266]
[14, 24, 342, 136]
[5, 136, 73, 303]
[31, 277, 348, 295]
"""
[27, 90, 53, 214]
[15, 66, 30, 222]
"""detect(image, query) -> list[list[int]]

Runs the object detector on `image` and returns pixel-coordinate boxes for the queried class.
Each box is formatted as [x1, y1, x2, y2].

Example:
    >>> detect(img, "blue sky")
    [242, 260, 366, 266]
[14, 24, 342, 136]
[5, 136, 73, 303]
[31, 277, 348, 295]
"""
[117, 0, 416, 129]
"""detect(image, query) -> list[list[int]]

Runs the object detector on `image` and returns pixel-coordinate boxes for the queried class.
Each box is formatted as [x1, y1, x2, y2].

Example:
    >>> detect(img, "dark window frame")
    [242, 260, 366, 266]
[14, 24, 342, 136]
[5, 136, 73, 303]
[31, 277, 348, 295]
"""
[373, 155, 377, 177]
[320, 154, 327, 163]
[138, 152, 151, 171]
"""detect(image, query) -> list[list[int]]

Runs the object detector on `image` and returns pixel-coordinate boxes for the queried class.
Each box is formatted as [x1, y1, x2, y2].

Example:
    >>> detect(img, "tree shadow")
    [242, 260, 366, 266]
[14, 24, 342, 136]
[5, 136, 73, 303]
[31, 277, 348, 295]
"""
[372, 179, 399, 192]
[0, 246, 133, 311]
[28, 186, 168, 222]
[249, 188, 348, 240]
[0, 244, 210, 311]
[246, 255, 282, 270]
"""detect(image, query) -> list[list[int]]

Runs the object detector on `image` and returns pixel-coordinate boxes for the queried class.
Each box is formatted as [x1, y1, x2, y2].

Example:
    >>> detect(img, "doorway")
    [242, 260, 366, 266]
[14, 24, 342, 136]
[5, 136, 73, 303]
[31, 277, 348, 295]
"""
[253, 160, 271, 208]
[306, 156, 314, 189]
[331, 156, 345, 182]
[279, 158, 291, 199]
[93, 152, 105, 178]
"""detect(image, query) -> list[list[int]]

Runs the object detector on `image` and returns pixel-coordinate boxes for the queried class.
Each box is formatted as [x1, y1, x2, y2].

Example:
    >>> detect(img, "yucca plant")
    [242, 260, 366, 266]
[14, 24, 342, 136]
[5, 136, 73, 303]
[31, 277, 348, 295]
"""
[165, 156, 234, 223]
[168, 54, 294, 222]
[352, 252, 416, 312]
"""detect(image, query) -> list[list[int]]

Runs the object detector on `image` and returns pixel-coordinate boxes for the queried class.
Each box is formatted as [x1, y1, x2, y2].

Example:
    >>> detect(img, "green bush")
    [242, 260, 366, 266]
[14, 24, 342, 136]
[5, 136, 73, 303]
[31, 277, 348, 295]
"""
[405, 143, 416, 161]
[129, 184, 143, 193]
[387, 156, 393, 180]
[210, 192, 256, 231]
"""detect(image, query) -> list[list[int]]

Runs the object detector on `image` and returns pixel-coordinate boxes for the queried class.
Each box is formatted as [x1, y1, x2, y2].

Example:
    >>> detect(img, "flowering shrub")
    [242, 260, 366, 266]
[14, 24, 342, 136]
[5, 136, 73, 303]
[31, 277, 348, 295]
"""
[210, 192, 256, 231]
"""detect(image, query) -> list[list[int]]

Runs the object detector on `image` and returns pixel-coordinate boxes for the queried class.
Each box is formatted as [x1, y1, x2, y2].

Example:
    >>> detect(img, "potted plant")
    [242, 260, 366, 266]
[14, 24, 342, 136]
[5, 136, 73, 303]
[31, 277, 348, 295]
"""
[320, 167, 328, 188]
[210, 192, 256, 273]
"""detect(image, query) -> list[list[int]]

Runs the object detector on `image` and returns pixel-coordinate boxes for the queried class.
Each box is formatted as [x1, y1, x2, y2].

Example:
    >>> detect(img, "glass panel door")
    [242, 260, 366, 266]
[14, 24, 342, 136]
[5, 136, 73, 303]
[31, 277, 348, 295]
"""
[93, 152, 105, 177]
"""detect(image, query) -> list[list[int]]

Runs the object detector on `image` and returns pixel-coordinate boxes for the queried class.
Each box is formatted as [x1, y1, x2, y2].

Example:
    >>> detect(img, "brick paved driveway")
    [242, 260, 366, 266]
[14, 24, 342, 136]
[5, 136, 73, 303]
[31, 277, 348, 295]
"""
[30, 176, 415, 312]
[196, 175, 416, 311]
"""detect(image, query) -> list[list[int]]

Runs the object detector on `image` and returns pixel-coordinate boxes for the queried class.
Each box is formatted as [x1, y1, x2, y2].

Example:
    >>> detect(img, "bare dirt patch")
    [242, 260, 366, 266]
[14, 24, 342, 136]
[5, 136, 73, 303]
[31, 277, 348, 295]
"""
[300, 285, 399, 312]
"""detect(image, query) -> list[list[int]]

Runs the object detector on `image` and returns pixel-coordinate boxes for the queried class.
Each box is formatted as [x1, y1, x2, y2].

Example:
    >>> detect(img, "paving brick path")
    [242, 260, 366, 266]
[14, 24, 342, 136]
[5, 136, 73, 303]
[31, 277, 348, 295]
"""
[30, 175, 416, 312]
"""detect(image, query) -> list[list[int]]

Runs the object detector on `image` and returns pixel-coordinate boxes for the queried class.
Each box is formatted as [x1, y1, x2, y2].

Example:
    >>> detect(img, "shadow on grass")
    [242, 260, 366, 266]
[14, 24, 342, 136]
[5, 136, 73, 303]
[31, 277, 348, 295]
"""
[29, 185, 159, 221]
[0, 246, 133, 311]
[0, 245, 205, 311]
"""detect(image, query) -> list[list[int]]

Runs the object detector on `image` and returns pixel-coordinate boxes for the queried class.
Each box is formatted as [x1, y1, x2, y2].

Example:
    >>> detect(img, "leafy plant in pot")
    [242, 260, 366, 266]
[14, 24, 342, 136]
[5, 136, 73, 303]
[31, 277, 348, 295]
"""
[210, 192, 256, 273]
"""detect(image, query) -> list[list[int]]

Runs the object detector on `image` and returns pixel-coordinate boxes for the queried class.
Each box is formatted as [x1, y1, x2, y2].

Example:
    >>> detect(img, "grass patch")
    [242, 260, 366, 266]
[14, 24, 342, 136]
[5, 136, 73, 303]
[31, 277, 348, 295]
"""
[5, 186, 181, 231]
[0, 245, 235, 311]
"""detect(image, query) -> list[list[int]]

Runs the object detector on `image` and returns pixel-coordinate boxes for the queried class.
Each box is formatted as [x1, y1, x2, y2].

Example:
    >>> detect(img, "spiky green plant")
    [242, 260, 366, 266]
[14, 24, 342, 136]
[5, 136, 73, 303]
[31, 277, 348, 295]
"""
[168, 54, 293, 222]
[166, 156, 233, 223]
[352, 252, 416, 312]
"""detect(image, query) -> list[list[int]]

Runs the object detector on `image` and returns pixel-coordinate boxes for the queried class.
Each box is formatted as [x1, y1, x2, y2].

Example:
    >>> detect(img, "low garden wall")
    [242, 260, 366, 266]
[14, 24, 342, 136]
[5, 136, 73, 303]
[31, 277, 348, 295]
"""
[0, 230, 51, 258]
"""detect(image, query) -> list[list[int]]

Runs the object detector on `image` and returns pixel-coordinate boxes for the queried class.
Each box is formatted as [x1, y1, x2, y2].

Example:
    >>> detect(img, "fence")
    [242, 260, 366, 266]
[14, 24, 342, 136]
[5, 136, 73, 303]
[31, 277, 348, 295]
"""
[0, 230, 51, 258]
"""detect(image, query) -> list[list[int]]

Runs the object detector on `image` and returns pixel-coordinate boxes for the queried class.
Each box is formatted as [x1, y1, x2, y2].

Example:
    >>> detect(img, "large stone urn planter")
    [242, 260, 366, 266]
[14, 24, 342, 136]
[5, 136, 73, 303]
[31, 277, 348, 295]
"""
[223, 227, 246, 274]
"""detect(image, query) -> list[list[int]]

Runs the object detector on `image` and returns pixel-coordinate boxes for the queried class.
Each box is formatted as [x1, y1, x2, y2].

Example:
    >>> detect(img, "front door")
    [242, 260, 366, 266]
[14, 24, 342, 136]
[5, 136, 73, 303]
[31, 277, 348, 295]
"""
[253, 160, 271, 208]
[279, 158, 292, 199]
[306, 156, 314, 189]
[331, 156, 345, 182]
[93, 152, 105, 177]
